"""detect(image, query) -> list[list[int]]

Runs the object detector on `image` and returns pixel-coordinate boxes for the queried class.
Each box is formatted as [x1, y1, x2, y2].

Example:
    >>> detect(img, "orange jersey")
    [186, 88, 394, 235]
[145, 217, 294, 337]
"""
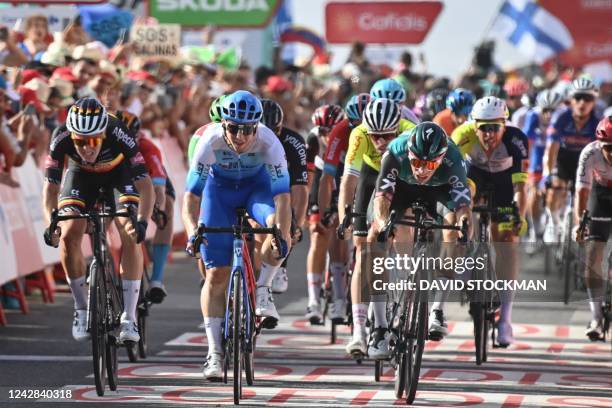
[433, 109, 456, 136]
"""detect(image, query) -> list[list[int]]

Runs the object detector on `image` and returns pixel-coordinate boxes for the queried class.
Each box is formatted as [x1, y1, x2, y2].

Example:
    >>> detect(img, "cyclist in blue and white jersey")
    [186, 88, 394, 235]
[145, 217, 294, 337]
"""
[182, 91, 292, 381]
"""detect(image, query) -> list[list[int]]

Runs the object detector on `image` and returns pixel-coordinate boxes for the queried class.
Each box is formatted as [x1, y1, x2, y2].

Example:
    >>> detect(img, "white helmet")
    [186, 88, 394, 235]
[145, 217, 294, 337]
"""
[570, 77, 598, 97]
[471, 97, 508, 121]
[536, 90, 563, 110]
[363, 98, 401, 134]
[66, 97, 109, 136]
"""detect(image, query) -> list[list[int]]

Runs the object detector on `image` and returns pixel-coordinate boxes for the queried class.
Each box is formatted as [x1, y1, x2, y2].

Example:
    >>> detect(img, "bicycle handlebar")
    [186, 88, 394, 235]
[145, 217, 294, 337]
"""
[336, 205, 366, 240]
[192, 222, 284, 259]
[377, 209, 468, 243]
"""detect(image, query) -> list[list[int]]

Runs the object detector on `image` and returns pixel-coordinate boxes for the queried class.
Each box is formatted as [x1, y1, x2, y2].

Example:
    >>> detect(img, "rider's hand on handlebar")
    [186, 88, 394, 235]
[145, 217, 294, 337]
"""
[44, 226, 61, 248]
[573, 225, 585, 242]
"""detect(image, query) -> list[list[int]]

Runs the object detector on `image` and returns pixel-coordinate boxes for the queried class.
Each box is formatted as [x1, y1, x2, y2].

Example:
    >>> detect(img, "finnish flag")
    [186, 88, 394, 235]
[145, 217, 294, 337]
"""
[491, 0, 573, 63]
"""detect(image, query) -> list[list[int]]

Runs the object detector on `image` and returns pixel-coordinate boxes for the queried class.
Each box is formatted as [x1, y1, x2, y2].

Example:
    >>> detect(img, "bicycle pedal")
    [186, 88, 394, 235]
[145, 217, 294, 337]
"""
[428, 333, 443, 342]
[309, 317, 324, 326]
[331, 317, 346, 325]
[260, 316, 278, 330]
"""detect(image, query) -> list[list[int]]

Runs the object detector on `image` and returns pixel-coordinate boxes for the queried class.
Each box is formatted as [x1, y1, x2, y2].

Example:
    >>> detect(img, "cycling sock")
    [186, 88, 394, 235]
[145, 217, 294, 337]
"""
[307, 273, 322, 306]
[257, 263, 278, 287]
[352, 303, 367, 338]
[431, 279, 450, 311]
[122, 280, 140, 322]
[499, 301, 513, 325]
[587, 288, 603, 320]
[330, 262, 347, 301]
[67, 275, 88, 310]
[371, 296, 388, 329]
[204, 317, 224, 355]
[151, 244, 171, 282]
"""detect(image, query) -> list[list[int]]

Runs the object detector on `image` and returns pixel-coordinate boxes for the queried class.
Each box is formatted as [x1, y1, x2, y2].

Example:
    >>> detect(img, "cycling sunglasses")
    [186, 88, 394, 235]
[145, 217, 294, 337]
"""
[409, 152, 443, 170]
[573, 93, 595, 103]
[369, 132, 395, 141]
[72, 135, 104, 147]
[224, 122, 257, 135]
[477, 123, 503, 133]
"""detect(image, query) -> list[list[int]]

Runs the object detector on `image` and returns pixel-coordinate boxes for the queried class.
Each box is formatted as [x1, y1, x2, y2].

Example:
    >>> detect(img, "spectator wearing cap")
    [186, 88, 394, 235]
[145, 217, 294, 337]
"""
[19, 77, 51, 163]
[0, 76, 35, 187]
[264, 74, 301, 130]
[89, 62, 119, 99]
[18, 15, 50, 61]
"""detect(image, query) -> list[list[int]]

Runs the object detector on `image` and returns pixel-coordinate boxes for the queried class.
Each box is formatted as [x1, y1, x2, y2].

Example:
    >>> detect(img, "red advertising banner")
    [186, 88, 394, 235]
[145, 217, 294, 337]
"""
[540, 0, 611, 66]
[325, 1, 443, 44]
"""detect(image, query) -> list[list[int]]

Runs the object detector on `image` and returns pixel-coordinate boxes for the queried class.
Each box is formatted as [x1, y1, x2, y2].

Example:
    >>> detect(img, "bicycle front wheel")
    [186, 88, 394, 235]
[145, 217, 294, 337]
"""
[233, 270, 242, 404]
[405, 290, 427, 405]
[89, 260, 107, 396]
[471, 302, 486, 366]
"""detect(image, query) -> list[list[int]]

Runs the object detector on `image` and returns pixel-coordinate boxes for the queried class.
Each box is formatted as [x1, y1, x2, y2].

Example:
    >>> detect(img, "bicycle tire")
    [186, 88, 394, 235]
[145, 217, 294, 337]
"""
[394, 351, 407, 398]
[330, 321, 337, 344]
[106, 334, 118, 391]
[472, 302, 485, 365]
[138, 306, 147, 358]
[233, 271, 242, 405]
[562, 216, 573, 304]
[482, 307, 490, 363]
[405, 292, 427, 405]
[89, 260, 107, 397]
[244, 333, 255, 386]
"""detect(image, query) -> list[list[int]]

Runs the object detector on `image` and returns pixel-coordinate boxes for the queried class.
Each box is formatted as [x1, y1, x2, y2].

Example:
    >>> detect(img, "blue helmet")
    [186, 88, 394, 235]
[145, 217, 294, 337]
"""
[345, 93, 371, 123]
[221, 90, 263, 124]
[370, 78, 406, 103]
[446, 88, 475, 116]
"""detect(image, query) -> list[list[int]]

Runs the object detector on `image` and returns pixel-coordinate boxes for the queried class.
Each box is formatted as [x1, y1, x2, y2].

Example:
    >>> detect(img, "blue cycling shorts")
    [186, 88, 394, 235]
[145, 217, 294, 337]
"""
[528, 144, 545, 176]
[199, 167, 276, 269]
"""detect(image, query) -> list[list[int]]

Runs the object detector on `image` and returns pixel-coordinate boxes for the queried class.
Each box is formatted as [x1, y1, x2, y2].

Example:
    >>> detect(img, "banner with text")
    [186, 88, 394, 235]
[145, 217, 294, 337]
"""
[131, 24, 181, 58]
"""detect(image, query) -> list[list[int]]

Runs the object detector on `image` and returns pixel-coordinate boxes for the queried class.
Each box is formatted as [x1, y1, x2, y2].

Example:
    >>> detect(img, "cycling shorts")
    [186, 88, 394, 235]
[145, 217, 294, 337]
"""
[199, 167, 276, 269]
[528, 144, 545, 181]
[587, 184, 612, 242]
[386, 181, 452, 220]
[555, 148, 581, 184]
[58, 163, 139, 213]
[353, 163, 378, 237]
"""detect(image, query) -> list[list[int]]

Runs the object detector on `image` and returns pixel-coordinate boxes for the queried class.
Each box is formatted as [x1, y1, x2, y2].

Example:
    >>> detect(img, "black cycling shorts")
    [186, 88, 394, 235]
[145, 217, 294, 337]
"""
[555, 148, 581, 184]
[468, 166, 514, 223]
[308, 167, 339, 212]
[387, 181, 452, 219]
[587, 183, 612, 242]
[353, 163, 378, 237]
[58, 163, 139, 213]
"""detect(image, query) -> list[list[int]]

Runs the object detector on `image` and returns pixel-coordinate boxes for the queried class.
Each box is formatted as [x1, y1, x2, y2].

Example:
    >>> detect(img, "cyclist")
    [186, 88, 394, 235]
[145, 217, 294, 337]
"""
[369, 78, 421, 124]
[305, 104, 345, 324]
[42, 97, 154, 343]
[504, 77, 530, 122]
[421, 88, 450, 122]
[114, 110, 175, 303]
[433, 88, 475, 136]
[259, 99, 309, 294]
[452, 96, 529, 346]
[522, 90, 564, 251]
[574, 116, 612, 341]
[368, 121, 472, 358]
[542, 77, 600, 243]
[182, 90, 291, 381]
[317, 93, 371, 322]
[338, 98, 415, 357]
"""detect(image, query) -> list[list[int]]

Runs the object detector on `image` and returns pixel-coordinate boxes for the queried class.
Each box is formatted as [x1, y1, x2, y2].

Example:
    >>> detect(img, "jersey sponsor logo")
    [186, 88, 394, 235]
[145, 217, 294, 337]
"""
[346, 136, 362, 166]
[130, 152, 146, 165]
[326, 138, 340, 161]
[283, 134, 307, 166]
[379, 167, 398, 193]
[113, 127, 136, 149]
[511, 136, 528, 158]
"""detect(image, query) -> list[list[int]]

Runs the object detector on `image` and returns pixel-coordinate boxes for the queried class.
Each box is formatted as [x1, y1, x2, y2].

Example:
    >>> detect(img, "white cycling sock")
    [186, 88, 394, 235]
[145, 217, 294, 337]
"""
[330, 262, 347, 301]
[121, 280, 140, 322]
[67, 275, 87, 310]
[431, 278, 450, 312]
[307, 273, 322, 306]
[257, 263, 278, 288]
[204, 317, 224, 355]
[587, 288, 603, 320]
[499, 300, 513, 325]
[352, 303, 367, 339]
[371, 296, 388, 329]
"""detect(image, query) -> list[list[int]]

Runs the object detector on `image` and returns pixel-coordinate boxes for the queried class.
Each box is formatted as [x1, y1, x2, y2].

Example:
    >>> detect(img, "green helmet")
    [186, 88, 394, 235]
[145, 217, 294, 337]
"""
[407, 122, 448, 161]
[209, 95, 227, 123]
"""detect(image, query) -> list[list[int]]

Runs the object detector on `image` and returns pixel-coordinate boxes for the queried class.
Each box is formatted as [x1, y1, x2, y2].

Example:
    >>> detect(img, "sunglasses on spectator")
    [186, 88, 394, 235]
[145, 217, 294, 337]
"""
[409, 153, 443, 170]
[72, 135, 105, 147]
[369, 132, 395, 141]
[477, 123, 503, 133]
[573, 94, 595, 103]
[224, 123, 257, 135]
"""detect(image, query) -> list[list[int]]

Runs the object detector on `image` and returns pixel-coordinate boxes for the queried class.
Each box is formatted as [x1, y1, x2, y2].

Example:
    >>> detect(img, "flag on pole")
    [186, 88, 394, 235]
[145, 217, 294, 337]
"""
[490, 0, 573, 63]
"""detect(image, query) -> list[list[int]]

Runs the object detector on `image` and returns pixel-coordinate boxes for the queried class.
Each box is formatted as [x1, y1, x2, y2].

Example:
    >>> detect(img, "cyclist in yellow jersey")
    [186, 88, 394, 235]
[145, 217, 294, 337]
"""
[338, 98, 415, 358]
[451, 97, 530, 347]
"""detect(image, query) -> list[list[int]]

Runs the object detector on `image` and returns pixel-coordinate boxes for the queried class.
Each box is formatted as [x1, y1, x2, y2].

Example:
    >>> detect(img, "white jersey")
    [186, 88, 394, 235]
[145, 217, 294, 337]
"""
[401, 105, 421, 124]
[186, 122, 290, 196]
[576, 141, 612, 189]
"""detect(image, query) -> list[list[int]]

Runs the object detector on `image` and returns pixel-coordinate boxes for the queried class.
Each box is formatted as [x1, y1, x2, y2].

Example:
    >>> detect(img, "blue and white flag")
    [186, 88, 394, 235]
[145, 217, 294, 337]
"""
[491, 0, 573, 63]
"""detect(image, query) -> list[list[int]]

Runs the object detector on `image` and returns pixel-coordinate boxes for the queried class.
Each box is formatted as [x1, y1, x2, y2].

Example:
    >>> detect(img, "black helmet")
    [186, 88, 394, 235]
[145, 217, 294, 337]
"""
[260, 98, 284, 131]
[408, 121, 448, 161]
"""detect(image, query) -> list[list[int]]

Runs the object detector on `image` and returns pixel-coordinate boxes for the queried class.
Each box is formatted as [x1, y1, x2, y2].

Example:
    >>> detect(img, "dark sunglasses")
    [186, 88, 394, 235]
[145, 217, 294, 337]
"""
[573, 94, 595, 103]
[477, 123, 502, 133]
[72, 136, 104, 147]
[369, 132, 395, 141]
[224, 123, 257, 135]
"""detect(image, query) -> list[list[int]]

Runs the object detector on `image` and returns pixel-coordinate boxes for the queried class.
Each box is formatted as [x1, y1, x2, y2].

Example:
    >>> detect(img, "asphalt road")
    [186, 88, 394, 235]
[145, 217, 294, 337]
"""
[0, 239, 611, 407]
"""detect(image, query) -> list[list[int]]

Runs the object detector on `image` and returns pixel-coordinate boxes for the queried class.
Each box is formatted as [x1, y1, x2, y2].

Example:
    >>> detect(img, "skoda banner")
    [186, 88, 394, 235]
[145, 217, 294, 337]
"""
[148, 0, 282, 27]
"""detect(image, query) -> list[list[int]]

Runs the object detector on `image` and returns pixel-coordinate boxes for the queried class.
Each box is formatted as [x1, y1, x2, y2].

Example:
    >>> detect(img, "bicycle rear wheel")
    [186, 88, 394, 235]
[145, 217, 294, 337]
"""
[405, 290, 427, 405]
[89, 260, 107, 396]
[562, 217, 573, 304]
[471, 302, 486, 365]
[233, 271, 242, 404]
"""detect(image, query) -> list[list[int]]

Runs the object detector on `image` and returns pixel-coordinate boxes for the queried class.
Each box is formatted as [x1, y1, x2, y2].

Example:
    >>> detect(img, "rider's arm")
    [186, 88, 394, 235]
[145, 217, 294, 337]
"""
[543, 123, 561, 178]
[372, 151, 401, 231]
[284, 129, 309, 226]
[291, 185, 308, 226]
[574, 144, 594, 223]
[134, 175, 154, 222]
[318, 173, 334, 216]
[338, 174, 357, 224]
[510, 130, 530, 218]
[139, 138, 167, 209]
[42, 127, 69, 222]
[265, 131, 292, 241]
[182, 192, 201, 237]
[338, 127, 366, 222]
[42, 181, 59, 224]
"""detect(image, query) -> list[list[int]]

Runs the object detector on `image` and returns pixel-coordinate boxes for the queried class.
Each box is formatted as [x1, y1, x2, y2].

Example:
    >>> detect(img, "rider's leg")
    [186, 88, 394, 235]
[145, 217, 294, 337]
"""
[59, 218, 89, 308]
[151, 195, 174, 286]
[585, 240, 605, 320]
[349, 236, 368, 346]
[306, 226, 329, 319]
[329, 228, 349, 302]
[116, 216, 144, 323]
[491, 225, 519, 345]
[202, 265, 231, 356]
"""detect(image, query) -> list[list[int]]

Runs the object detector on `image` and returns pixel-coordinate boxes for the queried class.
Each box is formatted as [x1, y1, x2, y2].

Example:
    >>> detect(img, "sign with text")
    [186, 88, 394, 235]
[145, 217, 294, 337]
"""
[325, 1, 443, 44]
[131, 24, 181, 58]
[148, 0, 281, 27]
